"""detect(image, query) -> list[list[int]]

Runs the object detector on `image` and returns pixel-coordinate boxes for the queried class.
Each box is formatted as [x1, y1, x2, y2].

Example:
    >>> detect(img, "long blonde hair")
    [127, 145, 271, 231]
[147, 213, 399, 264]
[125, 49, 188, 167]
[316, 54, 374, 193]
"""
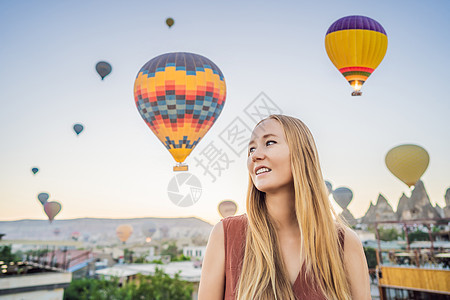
[236, 115, 351, 300]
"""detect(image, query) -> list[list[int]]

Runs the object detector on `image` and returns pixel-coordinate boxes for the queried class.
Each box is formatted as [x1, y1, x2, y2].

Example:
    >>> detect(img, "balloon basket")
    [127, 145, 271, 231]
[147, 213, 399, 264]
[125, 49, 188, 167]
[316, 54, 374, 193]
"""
[351, 91, 362, 96]
[173, 164, 188, 172]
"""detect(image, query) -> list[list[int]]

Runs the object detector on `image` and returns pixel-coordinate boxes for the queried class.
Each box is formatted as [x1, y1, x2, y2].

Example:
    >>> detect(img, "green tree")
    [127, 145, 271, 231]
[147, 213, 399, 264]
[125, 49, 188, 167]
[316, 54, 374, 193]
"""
[160, 242, 181, 259]
[378, 227, 400, 241]
[172, 254, 190, 262]
[0, 245, 20, 263]
[408, 229, 429, 243]
[363, 247, 377, 269]
[64, 268, 193, 300]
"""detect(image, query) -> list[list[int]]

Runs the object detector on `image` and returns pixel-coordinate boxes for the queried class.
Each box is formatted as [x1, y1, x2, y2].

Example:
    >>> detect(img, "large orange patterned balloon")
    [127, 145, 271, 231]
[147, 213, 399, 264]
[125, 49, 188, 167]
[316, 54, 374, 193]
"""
[134, 52, 226, 171]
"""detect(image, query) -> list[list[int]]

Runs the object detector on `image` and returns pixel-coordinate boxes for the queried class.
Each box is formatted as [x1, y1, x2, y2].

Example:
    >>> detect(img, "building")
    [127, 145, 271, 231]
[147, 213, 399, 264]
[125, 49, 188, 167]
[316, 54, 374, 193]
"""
[183, 246, 206, 259]
[0, 262, 72, 300]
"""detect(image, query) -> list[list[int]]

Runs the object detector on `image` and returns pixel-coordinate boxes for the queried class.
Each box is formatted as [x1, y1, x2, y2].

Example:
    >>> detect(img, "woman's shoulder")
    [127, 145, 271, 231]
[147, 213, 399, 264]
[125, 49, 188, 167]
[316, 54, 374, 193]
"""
[222, 213, 248, 230]
[342, 227, 363, 252]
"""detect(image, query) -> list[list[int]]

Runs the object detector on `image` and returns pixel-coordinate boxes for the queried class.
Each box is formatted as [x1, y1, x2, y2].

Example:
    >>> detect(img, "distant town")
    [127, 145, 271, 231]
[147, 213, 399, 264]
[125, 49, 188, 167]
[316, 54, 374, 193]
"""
[1, 180, 449, 299]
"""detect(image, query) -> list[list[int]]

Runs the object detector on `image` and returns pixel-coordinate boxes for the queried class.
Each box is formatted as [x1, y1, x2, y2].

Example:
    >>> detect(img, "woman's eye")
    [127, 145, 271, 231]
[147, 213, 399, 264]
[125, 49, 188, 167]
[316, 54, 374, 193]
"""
[266, 140, 276, 146]
[248, 147, 255, 154]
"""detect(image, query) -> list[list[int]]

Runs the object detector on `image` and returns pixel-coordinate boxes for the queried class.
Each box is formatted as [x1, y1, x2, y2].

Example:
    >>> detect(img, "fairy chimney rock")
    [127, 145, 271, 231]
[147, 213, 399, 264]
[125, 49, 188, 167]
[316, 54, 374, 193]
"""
[396, 193, 409, 220]
[340, 208, 357, 226]
[362, 194, 397, 223]
[362, 202, 376, 224]
[444, 188, 450, 218]
[399, 180, 440, 220]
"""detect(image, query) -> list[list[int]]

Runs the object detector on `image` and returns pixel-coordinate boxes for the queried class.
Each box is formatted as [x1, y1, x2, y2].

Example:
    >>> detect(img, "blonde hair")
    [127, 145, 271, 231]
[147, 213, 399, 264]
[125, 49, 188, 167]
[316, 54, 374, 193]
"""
[236, 115, 351, 300]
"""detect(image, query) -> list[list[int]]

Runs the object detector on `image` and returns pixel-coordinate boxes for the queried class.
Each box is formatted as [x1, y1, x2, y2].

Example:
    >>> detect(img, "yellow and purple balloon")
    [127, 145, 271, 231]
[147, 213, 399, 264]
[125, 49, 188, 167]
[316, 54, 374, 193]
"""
[325, 15, 388, 96]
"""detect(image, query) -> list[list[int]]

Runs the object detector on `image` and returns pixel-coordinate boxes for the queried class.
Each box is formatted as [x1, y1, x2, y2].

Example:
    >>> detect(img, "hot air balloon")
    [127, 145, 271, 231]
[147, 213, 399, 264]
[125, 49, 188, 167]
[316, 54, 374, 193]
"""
[116, 224, 133, 243]
[71, 231, 81, 241]
[218, 200, 238, 218]
[325, 15, 388, 96]
[166, 18, 174, 28]
[31, 167, 39, 175]
[333, 187, 353, 209]
[385, 144, 429, 187]
[324, 180, 333, 195]
[37, 192, 49, 205]
[142, 221, 157, 243]
[134, 52, 226, 171]
[96, 61, 112, 80]
[44, 201, 62, 223]
[73, 123, 84, 135]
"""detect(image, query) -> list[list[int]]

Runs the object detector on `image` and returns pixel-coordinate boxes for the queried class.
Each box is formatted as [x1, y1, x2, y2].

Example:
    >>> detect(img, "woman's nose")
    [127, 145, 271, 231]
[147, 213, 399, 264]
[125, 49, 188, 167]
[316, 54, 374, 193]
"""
[251, 148, 265, 162]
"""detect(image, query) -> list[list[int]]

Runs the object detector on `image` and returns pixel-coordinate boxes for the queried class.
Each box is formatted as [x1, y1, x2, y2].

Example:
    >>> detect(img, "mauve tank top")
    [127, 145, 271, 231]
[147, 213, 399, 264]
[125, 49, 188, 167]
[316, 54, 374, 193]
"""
[222, 214, 345, 300]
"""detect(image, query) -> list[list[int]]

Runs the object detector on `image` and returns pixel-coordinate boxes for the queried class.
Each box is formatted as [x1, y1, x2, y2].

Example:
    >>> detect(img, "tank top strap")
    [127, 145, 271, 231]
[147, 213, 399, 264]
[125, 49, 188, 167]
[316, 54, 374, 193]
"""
[223, 214, 248, 299]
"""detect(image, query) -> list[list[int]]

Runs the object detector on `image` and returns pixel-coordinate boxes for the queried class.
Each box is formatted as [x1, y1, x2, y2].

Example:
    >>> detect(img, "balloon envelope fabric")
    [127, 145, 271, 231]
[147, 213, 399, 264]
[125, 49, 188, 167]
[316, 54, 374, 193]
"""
[325, 15, 388, 92]
[385, 144, 429, 187]
[134, 52, 226, 164]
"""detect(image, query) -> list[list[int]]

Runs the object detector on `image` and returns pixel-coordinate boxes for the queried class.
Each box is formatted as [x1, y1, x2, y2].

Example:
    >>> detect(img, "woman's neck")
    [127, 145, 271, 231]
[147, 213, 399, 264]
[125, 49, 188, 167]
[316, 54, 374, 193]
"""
[265, 188, 298, 231]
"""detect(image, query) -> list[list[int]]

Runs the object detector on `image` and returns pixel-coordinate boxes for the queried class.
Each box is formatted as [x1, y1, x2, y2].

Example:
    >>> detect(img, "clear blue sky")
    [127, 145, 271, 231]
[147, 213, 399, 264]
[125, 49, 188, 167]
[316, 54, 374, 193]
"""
[1, 0, 449, 225]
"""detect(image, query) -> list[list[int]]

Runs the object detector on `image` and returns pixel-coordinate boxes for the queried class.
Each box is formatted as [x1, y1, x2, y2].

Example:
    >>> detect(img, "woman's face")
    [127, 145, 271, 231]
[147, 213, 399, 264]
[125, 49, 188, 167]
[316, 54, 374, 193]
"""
[247, 119, 293, 193]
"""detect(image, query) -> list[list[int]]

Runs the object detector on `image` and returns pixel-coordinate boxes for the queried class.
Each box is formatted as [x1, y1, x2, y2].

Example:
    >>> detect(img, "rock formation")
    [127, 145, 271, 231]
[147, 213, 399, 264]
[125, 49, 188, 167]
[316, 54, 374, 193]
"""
[435, 204, 444, 218]
[361, 194, 397, 223]
[397, 180, 440, 220]
[444, 188, 450, 218]
[396, 193, 409, 220]
[361, 181, 445, 224]
[339, 208, 357, 226]
[362, 202, 376, 224]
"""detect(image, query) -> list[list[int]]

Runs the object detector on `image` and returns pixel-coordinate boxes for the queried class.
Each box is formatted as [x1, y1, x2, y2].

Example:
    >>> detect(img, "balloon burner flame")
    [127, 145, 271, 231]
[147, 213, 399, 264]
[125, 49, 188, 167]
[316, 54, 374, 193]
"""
[353, 81, 361, 91]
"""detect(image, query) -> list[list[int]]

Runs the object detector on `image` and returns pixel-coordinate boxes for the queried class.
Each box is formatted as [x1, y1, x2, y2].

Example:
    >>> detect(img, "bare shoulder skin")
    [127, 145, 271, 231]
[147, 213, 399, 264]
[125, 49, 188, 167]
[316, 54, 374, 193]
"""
[198, 221, 225, 300]
[343, 227, 371, 299]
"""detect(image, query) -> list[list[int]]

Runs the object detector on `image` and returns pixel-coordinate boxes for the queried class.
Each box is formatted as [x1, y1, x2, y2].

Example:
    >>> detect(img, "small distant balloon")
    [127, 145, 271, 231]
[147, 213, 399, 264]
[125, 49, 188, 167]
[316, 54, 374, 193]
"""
[333, 187, 353, 209]
[324, 180, 333, 195]
[53, 228, 61, 236]
[31, 167, 39, 175]
[218, 200, 238, 218]
[95, 61, 112, 80]
[142, 221, 157, 239]
[71, 231, 81, 241]
[37, 193, 49, 205]
[116, 224, 133, 243]
[166, 17, 174, 28]
[73, 123, 84, 136]
[44, 201, 62, 223]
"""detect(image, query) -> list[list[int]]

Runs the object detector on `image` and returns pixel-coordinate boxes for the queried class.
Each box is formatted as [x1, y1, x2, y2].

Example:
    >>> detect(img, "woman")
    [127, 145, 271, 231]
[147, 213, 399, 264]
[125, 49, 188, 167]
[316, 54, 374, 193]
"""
[198, 115, 371, 299]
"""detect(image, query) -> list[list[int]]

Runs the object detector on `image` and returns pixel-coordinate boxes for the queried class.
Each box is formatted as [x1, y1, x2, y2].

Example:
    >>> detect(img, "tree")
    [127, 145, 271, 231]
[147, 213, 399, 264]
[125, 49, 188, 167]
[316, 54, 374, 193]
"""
[363, 247, 377, 269]
[160, 242, 181, 259]
[0, 245, 20, 263]
[408, 229, 429, 243]
[64, 267, 193, 300]
[378, 227, 400, 241]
